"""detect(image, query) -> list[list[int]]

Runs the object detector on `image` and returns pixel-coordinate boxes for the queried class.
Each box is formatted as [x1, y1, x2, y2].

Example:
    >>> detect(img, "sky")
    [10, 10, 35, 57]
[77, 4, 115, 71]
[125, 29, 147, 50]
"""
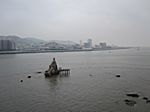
[0, 0, 150, 46]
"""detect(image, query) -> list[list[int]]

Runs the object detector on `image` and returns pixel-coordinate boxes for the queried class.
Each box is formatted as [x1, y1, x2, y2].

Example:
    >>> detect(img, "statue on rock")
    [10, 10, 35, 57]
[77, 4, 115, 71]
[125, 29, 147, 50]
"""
[44, 57, 70, 77]
[49, 58, 58, 72]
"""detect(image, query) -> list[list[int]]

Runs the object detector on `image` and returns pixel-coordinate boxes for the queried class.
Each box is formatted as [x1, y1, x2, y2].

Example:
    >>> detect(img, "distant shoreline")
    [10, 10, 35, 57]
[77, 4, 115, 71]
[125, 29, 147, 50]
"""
[0, 47, 131, 55]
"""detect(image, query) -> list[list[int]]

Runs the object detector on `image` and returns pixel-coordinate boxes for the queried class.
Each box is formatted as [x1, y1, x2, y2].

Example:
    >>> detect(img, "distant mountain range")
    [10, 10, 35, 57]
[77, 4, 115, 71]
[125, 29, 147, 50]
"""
[0, 35, 46, 44]
[0, 35, 46, 49]
[0, 35, 79, 49]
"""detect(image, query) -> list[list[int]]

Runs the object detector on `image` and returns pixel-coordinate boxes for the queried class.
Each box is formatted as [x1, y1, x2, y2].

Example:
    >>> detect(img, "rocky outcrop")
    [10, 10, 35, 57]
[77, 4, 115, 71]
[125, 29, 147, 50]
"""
[124, 99, 136, 106]
[126, 92, 140, 98]
[27, 76, 31, 78]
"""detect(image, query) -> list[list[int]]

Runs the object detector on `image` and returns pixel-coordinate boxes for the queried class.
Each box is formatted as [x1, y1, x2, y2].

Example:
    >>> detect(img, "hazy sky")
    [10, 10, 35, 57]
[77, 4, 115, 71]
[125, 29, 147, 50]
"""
[0, 0, 150, 46]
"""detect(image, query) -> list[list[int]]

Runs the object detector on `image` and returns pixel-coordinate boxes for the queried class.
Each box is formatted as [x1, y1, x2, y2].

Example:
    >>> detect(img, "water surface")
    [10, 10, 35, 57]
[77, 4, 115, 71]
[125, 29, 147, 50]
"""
[0, 48, 150, 112]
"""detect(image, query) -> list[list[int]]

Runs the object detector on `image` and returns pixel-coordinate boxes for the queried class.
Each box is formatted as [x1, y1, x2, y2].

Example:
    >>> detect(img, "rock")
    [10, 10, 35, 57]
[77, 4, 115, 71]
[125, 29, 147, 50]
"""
[143, 97, 148, 100]
[146, 100, 150, 104]
[116, 74, 120, 77]
[126, 92, 140, 98]
[20, 80, 23, 82]
[124, 99, 136, 106]
[36, 71, 42, 74]
[27, 76, 31, 78]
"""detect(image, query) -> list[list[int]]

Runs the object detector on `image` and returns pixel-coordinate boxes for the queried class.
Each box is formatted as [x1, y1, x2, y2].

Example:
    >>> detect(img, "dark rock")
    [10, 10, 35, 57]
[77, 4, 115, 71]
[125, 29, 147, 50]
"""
[116, 74, 120, 77]
[143, 97, 148, 100]
[146, 100, 150, 104]
[20, 80, 23, 82]
[27, 76, 31, 78]
[124, 99, 136, 106]
[36, 71, 42, 74]
[126, 92, 140, 98]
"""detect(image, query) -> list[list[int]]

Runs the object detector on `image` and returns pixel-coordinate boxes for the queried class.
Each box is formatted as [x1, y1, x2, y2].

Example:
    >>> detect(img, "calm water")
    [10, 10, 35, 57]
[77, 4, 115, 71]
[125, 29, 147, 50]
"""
[0, 48, 150, 112]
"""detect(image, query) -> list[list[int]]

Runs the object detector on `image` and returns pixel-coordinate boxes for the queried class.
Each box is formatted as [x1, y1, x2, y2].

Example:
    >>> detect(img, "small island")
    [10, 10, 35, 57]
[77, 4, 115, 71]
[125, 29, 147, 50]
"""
[44, 58, 70, 77]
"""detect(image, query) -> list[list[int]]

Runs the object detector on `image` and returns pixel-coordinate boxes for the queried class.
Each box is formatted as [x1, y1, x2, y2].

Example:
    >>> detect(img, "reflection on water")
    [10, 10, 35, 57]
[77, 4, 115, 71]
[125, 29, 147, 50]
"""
[45, 74, 70, 90]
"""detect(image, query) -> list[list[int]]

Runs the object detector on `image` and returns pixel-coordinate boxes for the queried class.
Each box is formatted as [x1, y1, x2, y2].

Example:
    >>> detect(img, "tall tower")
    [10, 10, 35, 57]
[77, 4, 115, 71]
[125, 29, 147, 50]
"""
[79, 40, 83, 49]
[87, 39, 92, 48]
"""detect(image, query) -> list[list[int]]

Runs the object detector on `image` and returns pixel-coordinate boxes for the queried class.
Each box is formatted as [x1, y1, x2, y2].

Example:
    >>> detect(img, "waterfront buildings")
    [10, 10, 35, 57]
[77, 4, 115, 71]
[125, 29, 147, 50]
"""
[0, 40, 16, 51]
[100, 42, 107, 48]
[83, 39, 93, 49]
[0, 35, 117, 51]
[95, 42, 112, 49]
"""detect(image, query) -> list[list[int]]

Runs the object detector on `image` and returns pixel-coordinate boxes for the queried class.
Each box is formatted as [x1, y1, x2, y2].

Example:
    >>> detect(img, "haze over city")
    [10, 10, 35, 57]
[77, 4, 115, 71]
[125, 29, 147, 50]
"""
[0, 0, 150, 46]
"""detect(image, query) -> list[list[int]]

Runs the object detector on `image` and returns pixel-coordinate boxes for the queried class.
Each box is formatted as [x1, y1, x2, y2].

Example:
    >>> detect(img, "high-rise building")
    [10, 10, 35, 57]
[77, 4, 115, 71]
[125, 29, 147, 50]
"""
[87, 39, 92, 48]
[83, 39, 92, 49]
[0, 40, 16, 51]
[79, 40, 83, 49]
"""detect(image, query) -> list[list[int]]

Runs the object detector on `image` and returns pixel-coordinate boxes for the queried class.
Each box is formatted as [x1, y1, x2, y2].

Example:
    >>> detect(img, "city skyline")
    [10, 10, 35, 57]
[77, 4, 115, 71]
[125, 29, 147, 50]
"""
[0, 0, 150, 47]
[0, 35, 118, 47]
[0, 36, 121, 52]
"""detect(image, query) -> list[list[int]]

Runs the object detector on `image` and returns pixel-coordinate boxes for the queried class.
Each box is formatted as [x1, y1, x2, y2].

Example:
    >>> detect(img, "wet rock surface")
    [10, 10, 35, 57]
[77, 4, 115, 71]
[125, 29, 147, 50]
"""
[124, 99, 136, 106]
[143, 97, 148, 100]
[27, 76, 31, 78]
[115, 74, 120, 77]
[126, 92, 140, 98]
[124, 91, 150, 106]
[146, 100, 150, 104]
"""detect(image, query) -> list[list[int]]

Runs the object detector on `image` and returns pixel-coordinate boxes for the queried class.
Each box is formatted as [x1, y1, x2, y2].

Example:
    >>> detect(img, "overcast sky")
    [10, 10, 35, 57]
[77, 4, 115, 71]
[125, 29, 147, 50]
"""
[0, 0, 150, 46]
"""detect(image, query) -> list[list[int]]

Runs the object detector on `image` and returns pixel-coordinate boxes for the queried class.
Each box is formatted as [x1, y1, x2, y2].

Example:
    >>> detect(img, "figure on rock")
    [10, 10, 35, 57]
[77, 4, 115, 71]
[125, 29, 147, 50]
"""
[48, 58, 58, 75]
[45, 57, 70, 77]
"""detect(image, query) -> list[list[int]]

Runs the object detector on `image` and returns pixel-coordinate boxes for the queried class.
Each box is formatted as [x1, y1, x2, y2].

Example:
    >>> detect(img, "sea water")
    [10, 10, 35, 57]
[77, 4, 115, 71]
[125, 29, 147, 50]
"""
[0, 48, 150, 112]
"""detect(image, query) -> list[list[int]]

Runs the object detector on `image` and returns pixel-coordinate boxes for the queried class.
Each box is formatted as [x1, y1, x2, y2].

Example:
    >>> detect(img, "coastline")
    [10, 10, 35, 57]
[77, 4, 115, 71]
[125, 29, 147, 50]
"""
[0, 47, 131, 55]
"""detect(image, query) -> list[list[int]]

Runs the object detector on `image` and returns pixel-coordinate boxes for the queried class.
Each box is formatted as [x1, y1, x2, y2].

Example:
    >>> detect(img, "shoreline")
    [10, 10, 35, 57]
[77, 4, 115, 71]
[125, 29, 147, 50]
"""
[0, 47, 131, 55]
